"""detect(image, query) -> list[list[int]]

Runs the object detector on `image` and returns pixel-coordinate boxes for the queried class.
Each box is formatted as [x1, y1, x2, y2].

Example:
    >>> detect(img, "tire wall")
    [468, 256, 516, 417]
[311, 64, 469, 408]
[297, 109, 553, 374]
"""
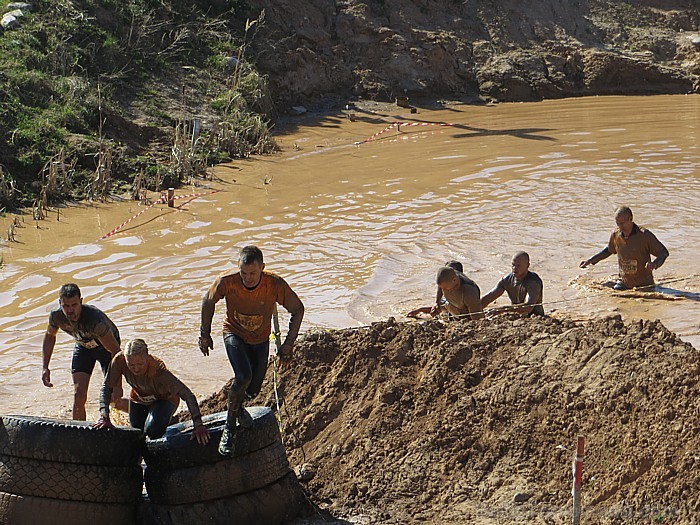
[139, 407, 304, 525]
[0, 415, 145, 525]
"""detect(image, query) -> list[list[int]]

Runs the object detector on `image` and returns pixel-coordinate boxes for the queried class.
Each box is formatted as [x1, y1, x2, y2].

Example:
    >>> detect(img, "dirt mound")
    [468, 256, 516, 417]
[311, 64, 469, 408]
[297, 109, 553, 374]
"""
[199, 315, 700, 524]
[249, 0, 700, 105]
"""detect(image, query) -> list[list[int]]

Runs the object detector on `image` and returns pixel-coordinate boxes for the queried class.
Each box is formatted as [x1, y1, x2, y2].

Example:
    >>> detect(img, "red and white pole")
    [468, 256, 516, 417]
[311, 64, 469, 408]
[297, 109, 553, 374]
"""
[572, 435, 585, 525]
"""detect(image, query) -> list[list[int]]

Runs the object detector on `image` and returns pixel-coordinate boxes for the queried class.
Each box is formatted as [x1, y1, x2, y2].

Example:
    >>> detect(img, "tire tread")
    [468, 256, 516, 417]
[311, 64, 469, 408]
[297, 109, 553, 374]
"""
[145, 440, 290, 505]
[0, 454, 142, 503]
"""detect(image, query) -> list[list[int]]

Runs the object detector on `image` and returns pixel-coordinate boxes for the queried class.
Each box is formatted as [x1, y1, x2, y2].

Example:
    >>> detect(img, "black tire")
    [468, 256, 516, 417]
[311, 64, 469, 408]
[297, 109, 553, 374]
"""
[144, 407, 280, 470]
[0, 415, 144, 466]
[0, 454, 143, 504]
[145, 440, 290, 505]
[137, 472, 304, 525]
[0, 490, 136, 525]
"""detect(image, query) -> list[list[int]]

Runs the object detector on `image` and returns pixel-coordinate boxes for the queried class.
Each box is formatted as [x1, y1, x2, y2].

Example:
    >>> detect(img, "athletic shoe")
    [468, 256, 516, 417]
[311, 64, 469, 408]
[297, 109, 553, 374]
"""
[218, 426, 235, 457]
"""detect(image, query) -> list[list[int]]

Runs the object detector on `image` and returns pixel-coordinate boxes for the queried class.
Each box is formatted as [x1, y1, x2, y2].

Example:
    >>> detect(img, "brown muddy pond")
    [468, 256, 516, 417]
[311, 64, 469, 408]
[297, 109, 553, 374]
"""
[1, 94, 699, 417]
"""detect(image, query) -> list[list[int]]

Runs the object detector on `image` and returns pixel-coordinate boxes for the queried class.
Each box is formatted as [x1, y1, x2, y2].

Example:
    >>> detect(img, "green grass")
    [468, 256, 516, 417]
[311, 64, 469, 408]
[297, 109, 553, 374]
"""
[0, 0, 272, 209]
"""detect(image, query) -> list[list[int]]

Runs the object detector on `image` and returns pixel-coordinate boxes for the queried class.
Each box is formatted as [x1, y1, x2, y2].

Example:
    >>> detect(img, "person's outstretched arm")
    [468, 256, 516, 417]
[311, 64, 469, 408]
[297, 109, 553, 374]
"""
[278, 285, 304, 358]
[481, 284, 504, 308]
[647, 235, 669, 270]
[580, 247, 612, 268]
[407, 306, 432, 318]
[168, 372, 210, 445]
[94, 360, 122, 430]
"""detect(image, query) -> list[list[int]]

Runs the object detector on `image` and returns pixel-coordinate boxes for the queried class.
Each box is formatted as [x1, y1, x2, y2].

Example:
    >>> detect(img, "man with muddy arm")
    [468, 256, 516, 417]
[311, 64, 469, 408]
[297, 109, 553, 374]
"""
[434, 266, 484, 320]
[41, 283, 128, 420]
[580, 206, 669, 290]
[407, 260, 464, 318]
[199, 245, 304, 456]
[481, 251, 544, 317]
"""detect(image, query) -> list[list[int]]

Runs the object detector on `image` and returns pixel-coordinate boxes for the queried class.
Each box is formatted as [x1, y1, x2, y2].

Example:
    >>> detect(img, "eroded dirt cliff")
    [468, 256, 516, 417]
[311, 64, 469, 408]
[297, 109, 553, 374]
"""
[246, 0, 700, 106]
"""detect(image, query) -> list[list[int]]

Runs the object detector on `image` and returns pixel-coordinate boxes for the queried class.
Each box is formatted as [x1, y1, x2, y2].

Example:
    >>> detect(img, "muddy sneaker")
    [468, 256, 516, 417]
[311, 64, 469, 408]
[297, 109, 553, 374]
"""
[613, 281, 628, 291]
[218, 426, 235, 457]
[237, 406, 253, 429]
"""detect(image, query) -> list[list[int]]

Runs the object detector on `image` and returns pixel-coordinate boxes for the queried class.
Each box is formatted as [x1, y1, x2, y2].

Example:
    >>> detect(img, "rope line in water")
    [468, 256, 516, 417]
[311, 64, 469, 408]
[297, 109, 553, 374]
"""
[98, 198, 164, 241]
[355, 121, 454, 145]
[98, 189, 221, 241]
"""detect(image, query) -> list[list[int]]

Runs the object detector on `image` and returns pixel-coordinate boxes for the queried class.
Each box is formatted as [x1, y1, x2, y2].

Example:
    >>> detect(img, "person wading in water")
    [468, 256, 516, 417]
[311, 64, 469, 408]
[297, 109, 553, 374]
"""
[580, 206, 669, 290]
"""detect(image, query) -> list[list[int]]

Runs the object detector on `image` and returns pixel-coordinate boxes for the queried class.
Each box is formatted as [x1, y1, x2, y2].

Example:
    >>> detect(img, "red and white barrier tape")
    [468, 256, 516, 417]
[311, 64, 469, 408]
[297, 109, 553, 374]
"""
[355, 121, 454, 145]
[169, 189, 222, 203]
[98, 189, 221, 241]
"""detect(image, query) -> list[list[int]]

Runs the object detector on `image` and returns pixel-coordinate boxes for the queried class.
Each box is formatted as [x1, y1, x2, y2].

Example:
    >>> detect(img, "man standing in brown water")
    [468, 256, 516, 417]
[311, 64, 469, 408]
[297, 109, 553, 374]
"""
[435, 265, 484, 320]
[580, 206, 669, 290]
[407, 260, 463, 318]
[41, 283, 127, 420]
[199, 245, 304, 456]
[481, 251, 544, 317]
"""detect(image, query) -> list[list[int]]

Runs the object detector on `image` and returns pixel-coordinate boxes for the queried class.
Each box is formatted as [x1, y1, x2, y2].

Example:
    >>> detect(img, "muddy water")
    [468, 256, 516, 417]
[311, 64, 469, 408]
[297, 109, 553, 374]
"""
[1, 95, 698, 417]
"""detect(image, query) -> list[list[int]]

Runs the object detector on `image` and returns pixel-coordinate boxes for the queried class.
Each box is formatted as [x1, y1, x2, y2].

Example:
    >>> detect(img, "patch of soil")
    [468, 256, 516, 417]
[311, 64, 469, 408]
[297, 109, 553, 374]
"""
[247, 0, 700, 107]
[199, 314, 700, 524]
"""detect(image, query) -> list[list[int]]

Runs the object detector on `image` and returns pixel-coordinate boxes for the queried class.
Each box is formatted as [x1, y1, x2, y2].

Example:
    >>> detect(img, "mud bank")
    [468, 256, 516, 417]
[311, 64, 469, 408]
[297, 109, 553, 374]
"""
[248, 0, 700, 106]
[199, 314, 699, 524]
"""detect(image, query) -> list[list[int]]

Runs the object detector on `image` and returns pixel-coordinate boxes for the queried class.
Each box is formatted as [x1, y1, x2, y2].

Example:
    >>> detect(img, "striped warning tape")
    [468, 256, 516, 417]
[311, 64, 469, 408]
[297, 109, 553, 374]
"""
[98, 198, 164, 240]
[355, 122, 400, 144]
[170, 188, 222, 204]
[355, 121, 454, 145]
[98, 189, 221, 241]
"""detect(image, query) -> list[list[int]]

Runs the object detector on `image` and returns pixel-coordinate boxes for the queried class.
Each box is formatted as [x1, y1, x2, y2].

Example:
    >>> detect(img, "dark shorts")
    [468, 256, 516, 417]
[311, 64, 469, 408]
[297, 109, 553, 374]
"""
[71, 344, 113, 376]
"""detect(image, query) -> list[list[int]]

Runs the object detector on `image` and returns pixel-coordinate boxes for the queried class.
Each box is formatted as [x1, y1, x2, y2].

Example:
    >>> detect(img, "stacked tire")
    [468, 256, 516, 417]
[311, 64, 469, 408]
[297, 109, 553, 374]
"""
[139, 407, 304, 525]
[0, 415, 145, 525]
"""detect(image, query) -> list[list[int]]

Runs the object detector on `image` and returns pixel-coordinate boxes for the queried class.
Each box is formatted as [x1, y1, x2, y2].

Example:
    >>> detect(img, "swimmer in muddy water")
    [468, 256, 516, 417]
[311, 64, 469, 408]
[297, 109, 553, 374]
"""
[41, 283, 128, 420]
[199, 245, 304, 456]
[407, 260, 464, 318]
[434, 265, 484, 320]
[94, 338, 210, 443]
[481, 251, 545, 317]
[580, 206, 669, 291]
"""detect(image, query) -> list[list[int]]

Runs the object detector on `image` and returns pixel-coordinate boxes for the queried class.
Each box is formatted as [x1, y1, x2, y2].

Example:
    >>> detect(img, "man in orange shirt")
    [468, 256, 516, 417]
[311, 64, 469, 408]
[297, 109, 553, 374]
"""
[199, 245, 304, 456]
[580, 206, 669, 290]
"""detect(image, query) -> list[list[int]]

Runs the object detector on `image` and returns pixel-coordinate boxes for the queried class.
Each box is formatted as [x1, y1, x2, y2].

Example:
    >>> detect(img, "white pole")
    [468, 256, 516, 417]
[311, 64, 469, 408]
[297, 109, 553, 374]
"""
[572, 435, 585, 525]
